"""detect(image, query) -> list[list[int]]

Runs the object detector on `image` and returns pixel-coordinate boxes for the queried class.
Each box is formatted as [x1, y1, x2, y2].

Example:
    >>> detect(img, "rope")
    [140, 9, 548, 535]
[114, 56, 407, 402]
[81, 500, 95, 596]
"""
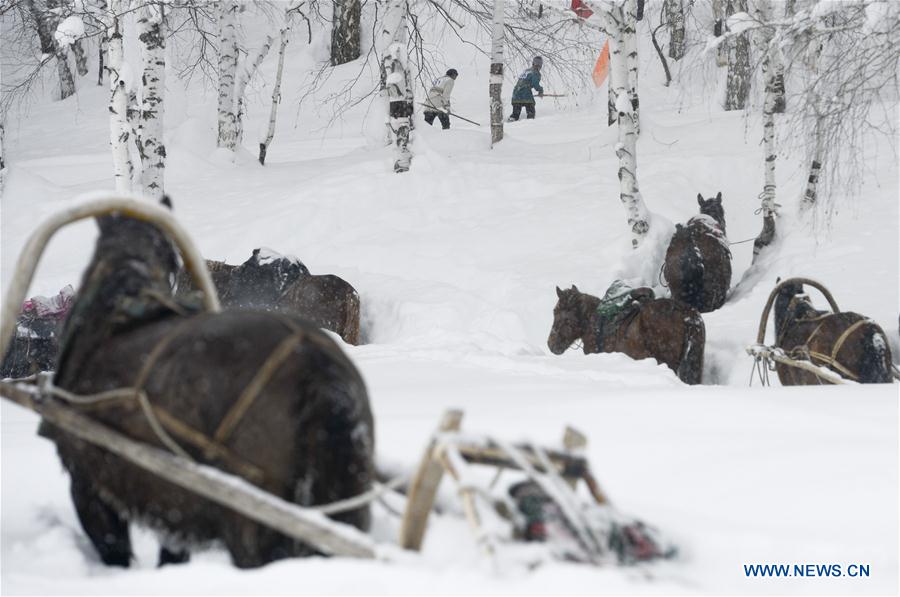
[728, 237, 757, 246]
[312, 474, 408, 515]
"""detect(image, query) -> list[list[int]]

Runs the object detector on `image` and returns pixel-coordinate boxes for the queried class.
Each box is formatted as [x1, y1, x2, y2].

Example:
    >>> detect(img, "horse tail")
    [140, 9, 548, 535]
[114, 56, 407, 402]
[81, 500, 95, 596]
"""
[675, 225, 706, 311]
[676, 307, 705, 385]
[856, 322, 893, 383]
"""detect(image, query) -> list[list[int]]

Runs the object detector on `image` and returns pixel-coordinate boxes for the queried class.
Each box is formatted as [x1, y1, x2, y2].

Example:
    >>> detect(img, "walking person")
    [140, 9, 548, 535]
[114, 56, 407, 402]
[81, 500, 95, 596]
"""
[509, 56, 544, 121]
[423, 69, 458, 129]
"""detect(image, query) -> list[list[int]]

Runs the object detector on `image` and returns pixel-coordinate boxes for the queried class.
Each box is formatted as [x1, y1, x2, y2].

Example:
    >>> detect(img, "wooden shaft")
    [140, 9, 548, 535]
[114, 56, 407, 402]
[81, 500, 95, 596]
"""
[0, 380, 376, 559]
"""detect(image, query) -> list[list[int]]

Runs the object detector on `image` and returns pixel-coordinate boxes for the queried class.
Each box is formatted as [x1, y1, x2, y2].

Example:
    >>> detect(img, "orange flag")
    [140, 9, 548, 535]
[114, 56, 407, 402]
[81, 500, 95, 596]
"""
[592, 41, 610, 88]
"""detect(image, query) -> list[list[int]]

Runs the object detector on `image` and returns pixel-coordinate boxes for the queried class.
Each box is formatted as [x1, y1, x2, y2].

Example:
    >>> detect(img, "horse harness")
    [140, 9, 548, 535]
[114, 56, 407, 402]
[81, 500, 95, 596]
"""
[74, 311, 327, 488]
[777, 303, 872, 382]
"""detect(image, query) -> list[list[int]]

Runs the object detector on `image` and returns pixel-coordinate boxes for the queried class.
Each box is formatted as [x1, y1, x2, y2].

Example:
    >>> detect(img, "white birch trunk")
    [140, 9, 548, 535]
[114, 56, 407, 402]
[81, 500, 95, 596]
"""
[489, 0, 505, 147]
[666, 0, 685, 60]
[217, 0, 239, 149]
[137, 1, 166, 200]
[104, 0, 132, 193]
[260, 26, 291, 165]
[380, 0, 413, 173]
[624, 0, 640, 135]
[605, 3, 650, 249]
[752, 0, 778, 262]
[1, 118, 6, 191]
[233, 35, 275, 147]
[724, 0, 751, 110]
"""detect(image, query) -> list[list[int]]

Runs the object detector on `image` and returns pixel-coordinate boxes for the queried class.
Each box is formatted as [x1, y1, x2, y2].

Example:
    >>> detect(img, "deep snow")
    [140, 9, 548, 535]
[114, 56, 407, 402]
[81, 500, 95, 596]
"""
[1, 3, 898, 595]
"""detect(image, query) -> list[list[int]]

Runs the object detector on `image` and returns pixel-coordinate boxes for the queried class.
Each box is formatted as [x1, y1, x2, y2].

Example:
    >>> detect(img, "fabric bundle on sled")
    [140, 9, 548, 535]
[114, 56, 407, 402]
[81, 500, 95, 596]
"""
[509, 480, 676, 565]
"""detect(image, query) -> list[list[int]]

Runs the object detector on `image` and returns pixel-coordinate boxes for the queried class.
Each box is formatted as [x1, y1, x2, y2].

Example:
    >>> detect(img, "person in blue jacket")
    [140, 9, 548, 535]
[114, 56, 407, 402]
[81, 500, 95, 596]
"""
[509, 56, 544, 121]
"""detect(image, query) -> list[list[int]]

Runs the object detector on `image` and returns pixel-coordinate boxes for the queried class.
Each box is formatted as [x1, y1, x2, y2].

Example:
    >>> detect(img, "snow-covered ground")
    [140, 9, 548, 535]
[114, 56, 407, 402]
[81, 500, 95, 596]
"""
[1, 7, 898, 595]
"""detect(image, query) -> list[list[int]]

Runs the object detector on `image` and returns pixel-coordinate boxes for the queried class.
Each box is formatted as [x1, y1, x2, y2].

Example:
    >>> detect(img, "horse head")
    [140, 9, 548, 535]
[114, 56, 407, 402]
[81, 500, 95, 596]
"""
[773, 278, 810, 339]
[697, 192, 726, 233]
[56, 198, 185, 376]
[223, 249, 309, 309]
[548, 285, 584, 355]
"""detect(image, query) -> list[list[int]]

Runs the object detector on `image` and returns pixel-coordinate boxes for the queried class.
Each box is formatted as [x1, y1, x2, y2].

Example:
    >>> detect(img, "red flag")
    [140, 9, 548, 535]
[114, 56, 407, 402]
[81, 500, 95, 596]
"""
[592, 40, 610, 88]
[571, 0, 593, 18]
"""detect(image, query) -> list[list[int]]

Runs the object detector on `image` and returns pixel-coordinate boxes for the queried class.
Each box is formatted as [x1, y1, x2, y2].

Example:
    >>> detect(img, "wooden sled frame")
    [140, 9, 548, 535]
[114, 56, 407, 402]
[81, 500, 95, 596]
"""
[399, 410, 611, 561]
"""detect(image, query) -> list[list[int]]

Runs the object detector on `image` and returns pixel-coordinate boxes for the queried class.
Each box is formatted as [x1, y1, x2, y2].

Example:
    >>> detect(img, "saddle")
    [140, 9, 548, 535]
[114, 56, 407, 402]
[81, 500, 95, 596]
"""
[595, 281, 655, 351]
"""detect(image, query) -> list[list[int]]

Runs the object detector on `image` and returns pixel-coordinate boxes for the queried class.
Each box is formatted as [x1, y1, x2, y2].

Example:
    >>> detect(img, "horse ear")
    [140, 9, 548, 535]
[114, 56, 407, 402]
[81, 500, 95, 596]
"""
[715, 191, 722, 202]
[96, 215, 115, 234]
[697, 194, 704, 205]
[556, 286, 563, 298]
[571, 284, 579, 293]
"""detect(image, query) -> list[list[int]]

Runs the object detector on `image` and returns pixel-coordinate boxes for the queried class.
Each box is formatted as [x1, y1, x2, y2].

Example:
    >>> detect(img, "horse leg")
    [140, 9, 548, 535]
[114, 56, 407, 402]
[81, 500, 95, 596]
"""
[676, 312, 705, 385]
[69, 470, 132, 567]
[157, 543, 190, 567]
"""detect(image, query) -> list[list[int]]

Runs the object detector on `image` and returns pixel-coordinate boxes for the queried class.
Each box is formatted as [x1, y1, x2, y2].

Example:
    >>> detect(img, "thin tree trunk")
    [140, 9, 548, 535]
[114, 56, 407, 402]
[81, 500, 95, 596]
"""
[752, 0, 778, 262]
[331, 0, 361, 66]
[1, 119, 6, 191]
[137, 1, 166, 200]
[105, 0, 132, 193]
[666, 0, 685, 60]
[217, 0, 239, 149]
[605, 2, 650, 248]
[489, 0, 505, 147]
[73, 39, 89, 76]
[260, 28, 291, 165]
[98, 33, 106, 86]
[650, 21, 672, 86]
[624, 0, 640, 134]
[712, 0, 727, 66]
[233, 35, 275, 148]
[724, 0, 750, 110]
[381, 0, 413, 173]
[55, 46, 76, 99]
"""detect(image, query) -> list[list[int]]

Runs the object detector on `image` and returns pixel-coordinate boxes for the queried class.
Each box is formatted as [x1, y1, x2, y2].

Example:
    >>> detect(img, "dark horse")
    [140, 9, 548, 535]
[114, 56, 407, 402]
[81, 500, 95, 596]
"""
[39, 204, 374, 568]
[773, 279, 893, 384]
[548, 285, 705, 384]
[176, 251, 362, 345]
[663, 193, 732, 313]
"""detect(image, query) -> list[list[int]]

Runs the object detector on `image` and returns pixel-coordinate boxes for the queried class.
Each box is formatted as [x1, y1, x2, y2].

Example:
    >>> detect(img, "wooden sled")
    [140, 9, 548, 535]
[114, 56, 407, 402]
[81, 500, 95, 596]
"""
[398, 410, 670, 565]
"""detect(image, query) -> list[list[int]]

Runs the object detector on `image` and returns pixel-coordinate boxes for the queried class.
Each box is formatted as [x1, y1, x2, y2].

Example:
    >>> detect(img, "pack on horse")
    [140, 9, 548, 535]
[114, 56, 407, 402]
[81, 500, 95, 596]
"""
[757, 277, 894, 384]
[4, 198, 374, 569]
[548, 283, 705, 384]
[663, 193, 732, 313]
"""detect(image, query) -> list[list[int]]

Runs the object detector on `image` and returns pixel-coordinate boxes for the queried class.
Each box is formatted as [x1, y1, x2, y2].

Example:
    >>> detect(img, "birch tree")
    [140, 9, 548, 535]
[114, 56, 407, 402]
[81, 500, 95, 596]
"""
[751, 0, 778, 262]
[137, 1, 166, 200]
[331, 0, 361, 66]
[101, 0, 133, 193]
[260, 15, 294, 165]
[604, 0, 650, 248]
[666, 0, 685, 60]
[25, 0, 76, 100]
[380, 0, 413, 173]
[217, 0, 239, 149]
[724, 0, 751, 110]
[490, 0, 505, 146]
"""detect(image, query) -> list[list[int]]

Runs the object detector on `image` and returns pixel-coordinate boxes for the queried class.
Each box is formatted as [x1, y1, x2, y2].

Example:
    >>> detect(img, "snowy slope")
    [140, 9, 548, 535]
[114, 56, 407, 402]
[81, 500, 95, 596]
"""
[1, 4, 898, 595]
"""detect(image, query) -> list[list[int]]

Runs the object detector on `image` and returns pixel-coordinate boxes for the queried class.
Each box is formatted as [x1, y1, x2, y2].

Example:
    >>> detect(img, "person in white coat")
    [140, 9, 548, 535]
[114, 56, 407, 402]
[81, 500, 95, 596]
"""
[423, 69, 458, 129]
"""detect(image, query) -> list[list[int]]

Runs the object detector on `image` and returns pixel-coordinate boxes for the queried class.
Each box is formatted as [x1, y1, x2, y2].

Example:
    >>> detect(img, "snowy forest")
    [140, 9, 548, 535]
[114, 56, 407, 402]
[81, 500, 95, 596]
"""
[0, 0, 898, 594]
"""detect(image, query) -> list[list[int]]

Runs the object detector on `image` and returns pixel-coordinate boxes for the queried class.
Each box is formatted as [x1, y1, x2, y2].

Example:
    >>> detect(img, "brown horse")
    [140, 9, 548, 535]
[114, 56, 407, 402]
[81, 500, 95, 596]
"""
[772, 279, 893, 384]
[277, 274, 361, 345]
[176, 251, 361, 345]
[39, 201, 374, 569]
[548, 285, 705, 384]
[663, 193, 731, 313]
